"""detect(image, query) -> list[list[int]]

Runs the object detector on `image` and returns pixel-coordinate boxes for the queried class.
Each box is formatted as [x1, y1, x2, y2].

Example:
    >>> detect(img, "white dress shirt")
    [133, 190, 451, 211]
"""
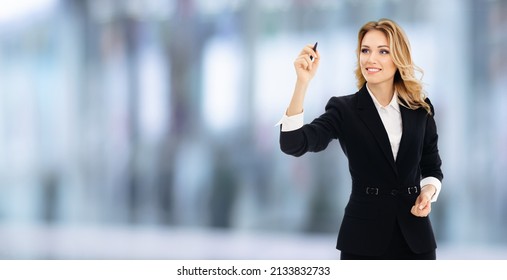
[367, 86, 402, 160]
[277, 84, 442, 201]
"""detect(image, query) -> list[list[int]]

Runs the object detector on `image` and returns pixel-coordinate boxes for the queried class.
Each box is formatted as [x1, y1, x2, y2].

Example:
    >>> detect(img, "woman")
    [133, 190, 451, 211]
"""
[278, 18, 443, 260]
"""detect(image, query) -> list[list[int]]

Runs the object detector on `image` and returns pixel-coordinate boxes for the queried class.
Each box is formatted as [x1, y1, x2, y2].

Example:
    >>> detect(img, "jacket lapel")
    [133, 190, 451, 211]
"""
[396, 104, 416, 169]
[356, 85, 398, 176]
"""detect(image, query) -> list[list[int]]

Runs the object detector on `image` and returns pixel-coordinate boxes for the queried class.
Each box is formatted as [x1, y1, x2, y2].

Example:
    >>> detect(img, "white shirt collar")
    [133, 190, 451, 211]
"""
[366, 84, 400, 113]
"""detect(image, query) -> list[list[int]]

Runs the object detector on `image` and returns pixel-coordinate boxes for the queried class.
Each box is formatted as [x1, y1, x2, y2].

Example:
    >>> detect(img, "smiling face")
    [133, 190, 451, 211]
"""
[359, 29, 398, 89]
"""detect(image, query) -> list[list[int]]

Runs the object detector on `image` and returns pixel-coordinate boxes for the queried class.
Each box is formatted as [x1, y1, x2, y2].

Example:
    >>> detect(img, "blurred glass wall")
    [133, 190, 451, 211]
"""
[0, 0, 506, 259]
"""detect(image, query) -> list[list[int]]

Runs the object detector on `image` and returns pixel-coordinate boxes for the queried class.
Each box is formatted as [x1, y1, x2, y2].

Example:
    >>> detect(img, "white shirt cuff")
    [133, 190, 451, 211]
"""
[420, 176, 442, 202]
[275, 111, 304, 132]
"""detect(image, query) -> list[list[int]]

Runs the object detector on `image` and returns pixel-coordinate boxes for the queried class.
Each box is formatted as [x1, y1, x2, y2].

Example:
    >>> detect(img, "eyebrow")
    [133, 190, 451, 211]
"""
[361, 45, 390, 48]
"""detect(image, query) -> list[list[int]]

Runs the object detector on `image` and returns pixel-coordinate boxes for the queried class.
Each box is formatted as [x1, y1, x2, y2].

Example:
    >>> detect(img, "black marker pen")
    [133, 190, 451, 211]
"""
[310, 42, 318, 61]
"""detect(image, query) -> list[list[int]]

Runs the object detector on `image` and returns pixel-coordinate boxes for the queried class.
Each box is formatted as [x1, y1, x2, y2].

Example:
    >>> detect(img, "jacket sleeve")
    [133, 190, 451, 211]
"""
[279, 97, 342, 157]
[420, 98, 444, 181]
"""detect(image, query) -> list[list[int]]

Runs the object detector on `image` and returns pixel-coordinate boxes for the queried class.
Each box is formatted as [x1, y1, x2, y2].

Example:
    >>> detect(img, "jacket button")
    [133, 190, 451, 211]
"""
[390, 189, 398, 196]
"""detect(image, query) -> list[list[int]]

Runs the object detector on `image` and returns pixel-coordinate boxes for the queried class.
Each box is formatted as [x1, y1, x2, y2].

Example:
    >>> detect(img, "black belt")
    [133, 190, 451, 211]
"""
[353, 185, 420, 196]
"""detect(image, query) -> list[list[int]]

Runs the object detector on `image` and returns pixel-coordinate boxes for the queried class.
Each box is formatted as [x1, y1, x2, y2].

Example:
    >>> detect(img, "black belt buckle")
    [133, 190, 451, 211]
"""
[407, 186, 418, 195]
[366, 187, 379, 195]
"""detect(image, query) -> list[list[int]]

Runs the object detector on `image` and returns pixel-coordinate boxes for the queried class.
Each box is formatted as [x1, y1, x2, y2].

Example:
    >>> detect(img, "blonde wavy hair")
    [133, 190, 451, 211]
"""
[354, 18, 431, 114]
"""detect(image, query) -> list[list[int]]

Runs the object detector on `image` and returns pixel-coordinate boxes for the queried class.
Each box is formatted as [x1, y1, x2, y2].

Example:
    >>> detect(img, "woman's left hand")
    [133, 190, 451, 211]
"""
[411, 186, 435, 217]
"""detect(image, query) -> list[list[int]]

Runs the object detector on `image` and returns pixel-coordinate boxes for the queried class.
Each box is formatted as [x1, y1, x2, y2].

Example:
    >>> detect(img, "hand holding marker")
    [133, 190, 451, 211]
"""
[310, 42, 318, 61]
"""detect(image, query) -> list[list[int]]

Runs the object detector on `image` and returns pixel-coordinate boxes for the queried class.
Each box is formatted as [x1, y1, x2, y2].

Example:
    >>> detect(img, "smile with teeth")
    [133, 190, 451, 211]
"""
[366, 67, 381, 73]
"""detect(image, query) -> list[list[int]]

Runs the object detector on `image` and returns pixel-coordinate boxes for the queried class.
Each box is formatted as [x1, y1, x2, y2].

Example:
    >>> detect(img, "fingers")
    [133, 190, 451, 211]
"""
[298, 44, 319, 60]
[411, 194, 432, 217]
[294, 56, 319, 74]
[297, 44, 319, 64]
[294, 56, 310, 71]
[308, 45, 319, 61]
[411, 205, 430, 217]
[293, 44, 320, 82]
[418, 196, 429, 210]
[295, 53, 308, 66]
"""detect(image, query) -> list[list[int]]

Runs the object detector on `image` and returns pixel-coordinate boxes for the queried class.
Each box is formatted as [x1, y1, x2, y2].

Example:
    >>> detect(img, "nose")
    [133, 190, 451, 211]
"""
[367, 52, 377, 64]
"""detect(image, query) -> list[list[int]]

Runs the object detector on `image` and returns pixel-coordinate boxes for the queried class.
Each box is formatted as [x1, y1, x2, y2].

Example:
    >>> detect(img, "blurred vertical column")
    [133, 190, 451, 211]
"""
[428, 0, 471, 244]
[64, 0, 117, 223]
[469, 0, 507, 243]
[458, 0, 507, 244]
[0, 0, 65, 224]
[228, 0, 263, 229]
[159, 0, 215, 226]
[468, 0, 493, 243]
[488, 0, 507, 243]
[63, 0, 174, 225]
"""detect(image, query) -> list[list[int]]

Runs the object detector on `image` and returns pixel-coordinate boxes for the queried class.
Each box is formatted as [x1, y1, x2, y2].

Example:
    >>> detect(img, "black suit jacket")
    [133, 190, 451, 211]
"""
[280, 85, 443, 256]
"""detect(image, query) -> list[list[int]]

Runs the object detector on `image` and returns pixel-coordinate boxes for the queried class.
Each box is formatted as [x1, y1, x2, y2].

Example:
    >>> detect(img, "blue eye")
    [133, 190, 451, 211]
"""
[380, 49, 390, 55]
[361, 48, 369, 54]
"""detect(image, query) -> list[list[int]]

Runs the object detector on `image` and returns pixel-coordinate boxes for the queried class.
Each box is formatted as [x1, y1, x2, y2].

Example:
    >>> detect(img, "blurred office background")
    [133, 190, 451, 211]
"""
[0, 0, 506, 259]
